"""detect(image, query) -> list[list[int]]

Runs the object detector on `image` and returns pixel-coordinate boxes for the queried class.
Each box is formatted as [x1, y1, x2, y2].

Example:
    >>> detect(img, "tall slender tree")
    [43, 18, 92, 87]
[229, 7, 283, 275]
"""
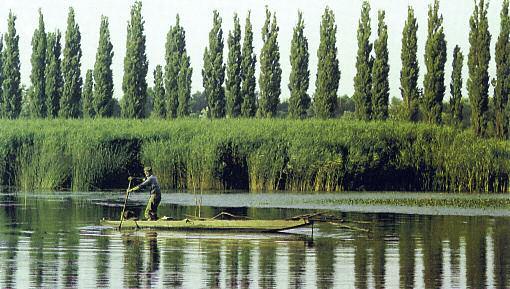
[152, 65, 165, 118]
[450, 45, 464, 126]
[0, 38, 3, 117]
[82, 69, 94, 118]
[121, 1, 148, 119]
[93, 16, 114, 117]
[240, 11, 257, 117]
[29, 9, 47, 118]
[494, 0, 510, 138]
[314, 7, 339, 119]
[288, 11, 310, 119]
[202, 10, 226, 118]
[258, 8, 281, 118]
[353, 1, 373, 120]
[468, 0, 491, 136]
[423, 0, 447, 125]
[2, 12, 21, 119]
[226, 14, 242, 118]
[177, 52, 192, 117]
[400, 7, 420, 122]
[165, 15, 187, 118]
[60, 7, 82, 118]
[372, 10, 390, 120]
[45, 31, 62, 118]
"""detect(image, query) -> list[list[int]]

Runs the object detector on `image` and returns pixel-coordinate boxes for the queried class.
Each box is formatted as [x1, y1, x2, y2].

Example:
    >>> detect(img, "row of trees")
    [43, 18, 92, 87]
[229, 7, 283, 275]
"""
[0, 0, 509, 137]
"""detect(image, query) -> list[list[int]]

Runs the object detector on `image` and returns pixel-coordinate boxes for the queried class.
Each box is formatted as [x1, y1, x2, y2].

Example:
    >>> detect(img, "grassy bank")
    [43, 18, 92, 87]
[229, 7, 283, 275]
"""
[0, 118, 509, 193]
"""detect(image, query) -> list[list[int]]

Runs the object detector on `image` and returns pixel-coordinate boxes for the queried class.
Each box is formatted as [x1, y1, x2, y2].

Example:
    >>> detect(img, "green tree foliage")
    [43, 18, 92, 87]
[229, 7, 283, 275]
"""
[314, 8, 340, 119]
[2, 12, 22, 119]
[450, 46, 464, 126]
[226, 14, 242, 118]
[240, 12, 257, 117]
[177, 53, 192, 117]
[60, 7, 82, 118]
[423, 0, 447, 124]
[372, 10, 390, 120]
[29, 9, 47, 118]
[468, 0, 491, 136]
[165, 15, 188, 118]
[494, 0, 510, 138]
[152, 65, 165, 118]
[353, 1, 373, 120]
[121, 1, 148, 119]
[93, 16, 114, 118]
[258, 8, 281, 118]
[400, 7, 420, 122]
[82, 69, 94, 118]
[202, 10, 226, 118]
[45, 31, 63, 118]
[288, 11, 310, 119]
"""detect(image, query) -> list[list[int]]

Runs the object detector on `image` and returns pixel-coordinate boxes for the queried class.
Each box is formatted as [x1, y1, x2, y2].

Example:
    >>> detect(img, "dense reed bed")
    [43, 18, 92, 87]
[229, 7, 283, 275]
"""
[0, 118, 509, 193]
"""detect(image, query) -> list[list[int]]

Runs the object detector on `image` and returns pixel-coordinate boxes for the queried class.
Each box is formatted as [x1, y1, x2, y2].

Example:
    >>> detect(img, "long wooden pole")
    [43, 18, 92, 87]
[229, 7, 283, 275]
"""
[118, 179, 132, 230]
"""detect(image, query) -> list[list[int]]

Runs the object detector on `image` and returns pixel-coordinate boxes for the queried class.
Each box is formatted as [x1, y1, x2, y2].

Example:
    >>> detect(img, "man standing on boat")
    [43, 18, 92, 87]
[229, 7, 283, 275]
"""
[128, 166, 161, 221]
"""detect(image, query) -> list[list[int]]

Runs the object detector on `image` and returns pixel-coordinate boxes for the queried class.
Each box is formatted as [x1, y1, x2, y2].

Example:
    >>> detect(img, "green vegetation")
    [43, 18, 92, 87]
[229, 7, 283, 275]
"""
[423, 0, 447, 125]
[258, 8, 281, 118]
[240, 12, 257, 118]
[226, 14, 242, 118]
[353, 1, 373, 121]
[45, 31, 63, 118]
[121, 1, 148, 119]
[494, 0, 510, 139]
[371, 10, 389, 121]
[3, 12, 21, 119]
[1, 119, 510, 193]
[151, 65, 165, 118]
[450, 46, 464, 126]
[203, 10, 226, 118]
[400, 7, 419, 122]
[468, 0, 491, 137]
[82, 69, 94, 118]
[288, 11, 309, 119]
[314, 7, 338, 119]
[29, 9, 47, 118]
[61, 7, 82, 118]
[93, 16, 114, 118]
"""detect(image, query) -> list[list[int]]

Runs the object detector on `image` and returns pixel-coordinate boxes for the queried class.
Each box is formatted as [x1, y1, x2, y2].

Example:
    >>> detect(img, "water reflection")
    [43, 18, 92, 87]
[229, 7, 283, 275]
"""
[1, 192, 510, 288]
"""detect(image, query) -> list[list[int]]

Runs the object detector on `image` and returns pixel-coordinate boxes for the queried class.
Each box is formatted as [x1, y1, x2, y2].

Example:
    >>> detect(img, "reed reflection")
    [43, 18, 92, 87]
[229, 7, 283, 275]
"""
[258, 240, 277, 288]
[95, 235, 110, 288]
[123, 235, 143, 288]
[288, 241, 306, 288]
[203, 239, 221, 289]
[225, 239, 240, 289]
[163, 237, 185, 287]
[145, 232, 160, 288]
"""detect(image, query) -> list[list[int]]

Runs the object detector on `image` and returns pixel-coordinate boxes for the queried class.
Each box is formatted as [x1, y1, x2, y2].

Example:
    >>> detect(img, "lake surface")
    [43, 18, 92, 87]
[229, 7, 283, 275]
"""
[0, 190, 509, 289]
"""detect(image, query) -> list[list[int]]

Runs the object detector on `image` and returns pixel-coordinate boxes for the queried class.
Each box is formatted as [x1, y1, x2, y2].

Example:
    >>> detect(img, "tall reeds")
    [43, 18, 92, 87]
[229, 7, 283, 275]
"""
[0, 118, 509, 193]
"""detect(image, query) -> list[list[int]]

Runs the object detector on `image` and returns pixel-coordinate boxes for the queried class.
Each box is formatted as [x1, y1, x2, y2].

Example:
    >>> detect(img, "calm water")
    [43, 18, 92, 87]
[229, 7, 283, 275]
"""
[0, 191, 509, 289]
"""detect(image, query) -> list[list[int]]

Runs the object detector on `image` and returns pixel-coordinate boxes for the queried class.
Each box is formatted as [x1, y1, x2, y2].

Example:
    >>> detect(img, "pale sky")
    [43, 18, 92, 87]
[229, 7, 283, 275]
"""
[0, 0, 505, 100]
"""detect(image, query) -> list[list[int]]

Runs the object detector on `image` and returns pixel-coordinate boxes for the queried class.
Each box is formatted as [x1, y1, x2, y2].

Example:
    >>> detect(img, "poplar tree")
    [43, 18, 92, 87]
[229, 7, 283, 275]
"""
[288, 11, 310, 119]
[202, 10, 226, 118]
[165, 15, 187, 118]
[93, 16, 114, 117]
[2, 12, 21, 119]
[400, 6, 420, 122]
[122, 1, 148, 119]
[226, 14, 242, 118]
[152, 65, 165, 118]
[423, 0, 447, 125]
[0, 38, 3, 117]
[372, 10, 390, 120]
[315, 7, 341, 119]
[45, 31, 62, 118]
[29, 9, 47, 118]
[82, 69, 94, 118]
[353, 1, 373, 120]
[494, 0, 510, 138]
[60, 7, 82, 118]
[468, 0, 491, 136]
[450, 46, 464, 126]
[258, 8, 281, 118]
[177, 53, 192, 117]
[240, 12, 257, 117]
